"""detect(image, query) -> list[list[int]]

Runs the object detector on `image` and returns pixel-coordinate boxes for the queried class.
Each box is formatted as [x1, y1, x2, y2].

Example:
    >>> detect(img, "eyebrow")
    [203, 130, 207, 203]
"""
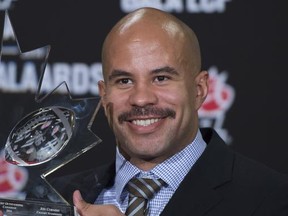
[151, 66, 179, 76]
[108, 70, 131, 81]
[108, 66, 179, 81]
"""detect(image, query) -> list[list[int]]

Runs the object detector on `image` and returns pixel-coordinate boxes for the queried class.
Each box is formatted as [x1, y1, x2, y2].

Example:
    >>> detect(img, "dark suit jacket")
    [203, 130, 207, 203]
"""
[52, 128, 288, 215]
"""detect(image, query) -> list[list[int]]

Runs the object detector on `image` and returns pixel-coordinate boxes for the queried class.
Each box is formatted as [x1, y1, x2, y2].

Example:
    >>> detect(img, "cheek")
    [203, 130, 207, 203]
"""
[106, 91, 129, 115]
[159, 86, 191, 108]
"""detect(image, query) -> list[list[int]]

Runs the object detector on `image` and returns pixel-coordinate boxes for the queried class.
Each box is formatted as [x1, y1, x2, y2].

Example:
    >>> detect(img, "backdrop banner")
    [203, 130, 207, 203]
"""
[0, 0, 287, 209]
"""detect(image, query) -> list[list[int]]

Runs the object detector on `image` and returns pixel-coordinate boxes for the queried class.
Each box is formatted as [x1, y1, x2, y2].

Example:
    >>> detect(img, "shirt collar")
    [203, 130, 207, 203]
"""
[114, 129, 207, 202]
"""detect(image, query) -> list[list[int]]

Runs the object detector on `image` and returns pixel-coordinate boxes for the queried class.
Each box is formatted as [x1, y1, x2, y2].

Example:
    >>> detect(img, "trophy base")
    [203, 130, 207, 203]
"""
[0, 198, 75, 216]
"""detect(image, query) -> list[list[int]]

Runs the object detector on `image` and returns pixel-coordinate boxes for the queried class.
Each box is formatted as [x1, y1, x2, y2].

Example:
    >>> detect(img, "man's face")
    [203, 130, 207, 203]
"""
[99, 30, 207, 168]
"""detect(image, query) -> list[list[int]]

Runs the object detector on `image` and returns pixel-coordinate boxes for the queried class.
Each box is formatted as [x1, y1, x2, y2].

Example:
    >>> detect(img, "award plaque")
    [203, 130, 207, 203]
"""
[0, 9, 102, 216]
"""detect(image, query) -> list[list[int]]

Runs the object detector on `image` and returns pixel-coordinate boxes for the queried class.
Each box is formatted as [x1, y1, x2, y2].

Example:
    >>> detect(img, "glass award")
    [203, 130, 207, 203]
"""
[0, 10, 102, 216]
[0, 96, 101, 216]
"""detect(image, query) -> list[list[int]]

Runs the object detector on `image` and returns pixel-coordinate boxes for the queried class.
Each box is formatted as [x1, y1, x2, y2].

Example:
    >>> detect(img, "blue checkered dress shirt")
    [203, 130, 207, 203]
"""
[95, 130, 206, 215]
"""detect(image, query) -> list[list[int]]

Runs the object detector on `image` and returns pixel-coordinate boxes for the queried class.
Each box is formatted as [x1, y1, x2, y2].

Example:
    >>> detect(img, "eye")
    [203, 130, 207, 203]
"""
[116, 78, 133, 87]
[154, 76, 169, 82]
[120, 78, 131, 84]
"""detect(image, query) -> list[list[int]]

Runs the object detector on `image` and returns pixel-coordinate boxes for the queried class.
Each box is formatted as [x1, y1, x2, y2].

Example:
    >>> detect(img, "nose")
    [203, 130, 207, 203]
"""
[128, 82, 158, 107]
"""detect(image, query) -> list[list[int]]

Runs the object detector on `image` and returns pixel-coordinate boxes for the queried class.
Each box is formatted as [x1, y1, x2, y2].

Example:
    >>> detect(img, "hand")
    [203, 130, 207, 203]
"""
[0, 210, 3, 216]
[73, 190, 124, 216]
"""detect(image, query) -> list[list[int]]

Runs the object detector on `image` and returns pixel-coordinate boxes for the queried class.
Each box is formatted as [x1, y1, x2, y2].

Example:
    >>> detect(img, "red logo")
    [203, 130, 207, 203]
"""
[0, 150, 28, 199]
[199, 66, 234, 116]
[199, 66, 235, 144]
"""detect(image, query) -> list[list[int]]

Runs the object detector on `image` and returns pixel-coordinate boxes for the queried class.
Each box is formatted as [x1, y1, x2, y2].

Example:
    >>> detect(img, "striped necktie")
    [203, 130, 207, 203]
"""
[125, 178, 164, 216]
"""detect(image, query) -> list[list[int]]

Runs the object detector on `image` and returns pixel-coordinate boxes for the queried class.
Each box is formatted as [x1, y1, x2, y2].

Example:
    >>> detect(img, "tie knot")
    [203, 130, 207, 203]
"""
[127, 178, 164, 200]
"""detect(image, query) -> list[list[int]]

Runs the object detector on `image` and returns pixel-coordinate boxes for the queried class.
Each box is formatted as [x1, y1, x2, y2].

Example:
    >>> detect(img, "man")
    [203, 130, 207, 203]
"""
[75, 6, 208, 216]
[1, 7, 286, 216]
[71, 7, 288, 216]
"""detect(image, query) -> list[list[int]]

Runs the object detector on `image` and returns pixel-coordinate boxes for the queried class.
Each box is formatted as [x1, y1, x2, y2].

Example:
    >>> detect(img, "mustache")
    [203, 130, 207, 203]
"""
[118, 106, 176, 124]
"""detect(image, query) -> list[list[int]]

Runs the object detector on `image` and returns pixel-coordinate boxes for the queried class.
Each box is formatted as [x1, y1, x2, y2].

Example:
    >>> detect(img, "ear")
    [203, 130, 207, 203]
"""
[98, 80, 107, 113]
[195, 70, 209, 110]
[98, 80, 114, 128]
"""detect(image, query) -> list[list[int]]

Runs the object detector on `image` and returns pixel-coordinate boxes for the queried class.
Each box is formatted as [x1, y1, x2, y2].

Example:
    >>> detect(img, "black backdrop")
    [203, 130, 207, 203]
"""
[0, 0, 287, 197]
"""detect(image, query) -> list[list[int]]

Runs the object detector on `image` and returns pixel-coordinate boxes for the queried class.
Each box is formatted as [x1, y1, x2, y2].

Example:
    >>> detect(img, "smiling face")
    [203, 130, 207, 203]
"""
[99, 8, 208, 170]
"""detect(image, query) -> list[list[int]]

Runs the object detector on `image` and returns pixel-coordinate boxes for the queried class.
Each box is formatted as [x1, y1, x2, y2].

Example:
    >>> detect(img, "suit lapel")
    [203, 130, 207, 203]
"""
[161, 129, 235, 216]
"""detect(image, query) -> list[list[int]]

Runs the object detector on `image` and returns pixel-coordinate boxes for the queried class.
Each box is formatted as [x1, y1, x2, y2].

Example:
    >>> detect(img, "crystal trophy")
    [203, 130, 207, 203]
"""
[0, 96, 102, 216]
[0, 10, 102, 216]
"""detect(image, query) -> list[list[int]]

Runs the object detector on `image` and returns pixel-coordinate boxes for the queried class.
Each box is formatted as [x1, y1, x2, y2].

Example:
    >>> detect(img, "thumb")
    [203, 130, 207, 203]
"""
[73, 190, 91, 215]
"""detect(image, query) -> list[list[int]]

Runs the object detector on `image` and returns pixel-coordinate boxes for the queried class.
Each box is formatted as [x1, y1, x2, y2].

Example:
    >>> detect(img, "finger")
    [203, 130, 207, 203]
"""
[73, 189, 83, 206]
[73, 190, 90, 215]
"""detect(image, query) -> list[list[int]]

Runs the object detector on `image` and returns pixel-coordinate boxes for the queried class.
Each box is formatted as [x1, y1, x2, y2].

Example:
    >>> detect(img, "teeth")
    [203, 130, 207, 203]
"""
[132, 118, 160, 126]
